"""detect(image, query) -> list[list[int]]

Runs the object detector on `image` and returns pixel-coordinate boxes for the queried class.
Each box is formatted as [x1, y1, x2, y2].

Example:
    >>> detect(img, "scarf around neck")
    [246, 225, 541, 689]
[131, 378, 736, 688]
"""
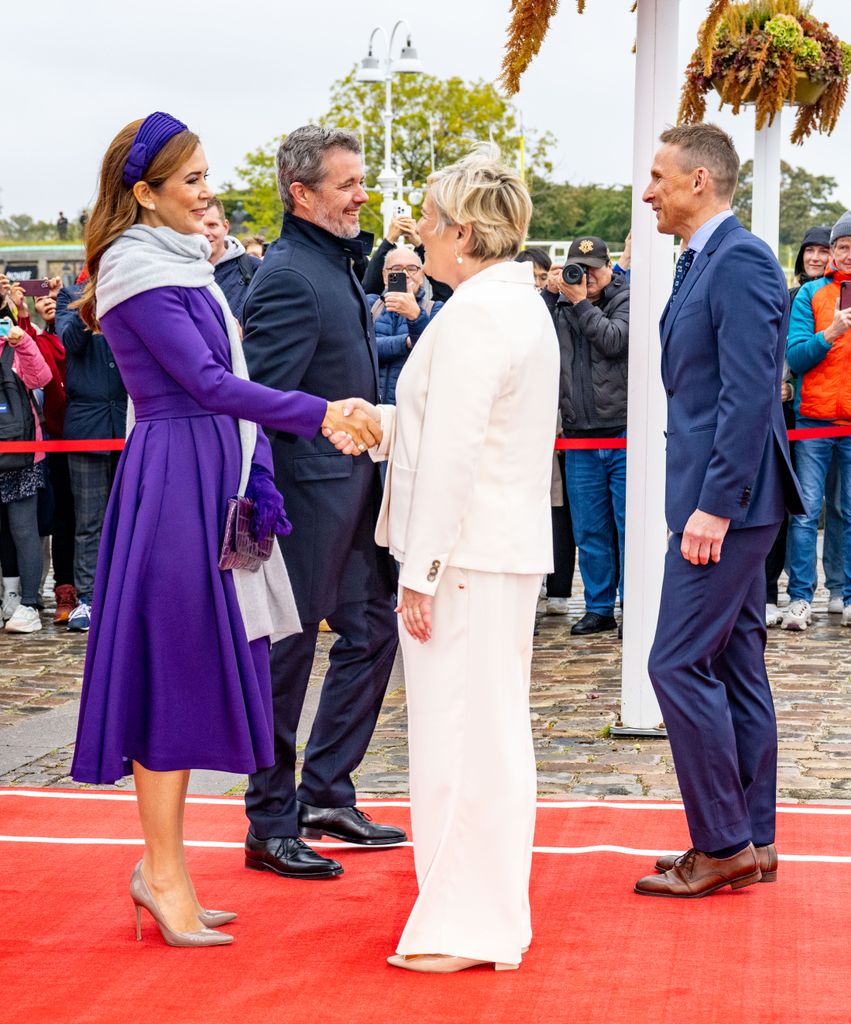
[95, 224, 254, 496]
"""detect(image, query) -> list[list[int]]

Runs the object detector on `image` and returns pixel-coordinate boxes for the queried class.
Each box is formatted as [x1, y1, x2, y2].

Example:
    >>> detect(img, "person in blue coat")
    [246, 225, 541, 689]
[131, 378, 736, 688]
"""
[634, 124, 804, 899]
[367, 246, 442, 406]
[55, 282, 127, 632]
[202, 198, 261, 324]
[241, 126, 404, 880]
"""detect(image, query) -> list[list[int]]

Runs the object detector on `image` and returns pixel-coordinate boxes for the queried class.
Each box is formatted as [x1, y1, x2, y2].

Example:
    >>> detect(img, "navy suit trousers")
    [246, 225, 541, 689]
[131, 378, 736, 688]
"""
[245, 594, 398, 838]
[648, 523, 781, 852]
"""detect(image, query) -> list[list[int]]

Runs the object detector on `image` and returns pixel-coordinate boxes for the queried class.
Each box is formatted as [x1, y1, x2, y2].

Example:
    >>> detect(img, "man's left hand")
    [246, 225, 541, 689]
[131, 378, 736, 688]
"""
[681, 510, 731, 565]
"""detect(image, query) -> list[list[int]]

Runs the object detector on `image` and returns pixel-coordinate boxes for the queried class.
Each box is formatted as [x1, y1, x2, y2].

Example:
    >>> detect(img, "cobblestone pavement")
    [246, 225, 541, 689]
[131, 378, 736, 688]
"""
[1, 586, 849, 801]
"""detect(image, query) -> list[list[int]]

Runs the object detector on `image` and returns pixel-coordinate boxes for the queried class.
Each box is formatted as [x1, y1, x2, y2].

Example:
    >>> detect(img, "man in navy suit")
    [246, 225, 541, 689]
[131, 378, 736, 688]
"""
[240, 126, 404, 880]
[634, 124, 804, 898]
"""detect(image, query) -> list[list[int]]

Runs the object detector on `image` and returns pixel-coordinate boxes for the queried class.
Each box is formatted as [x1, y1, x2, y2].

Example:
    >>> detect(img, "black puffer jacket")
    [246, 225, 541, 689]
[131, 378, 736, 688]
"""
[554, 272, 629, 435]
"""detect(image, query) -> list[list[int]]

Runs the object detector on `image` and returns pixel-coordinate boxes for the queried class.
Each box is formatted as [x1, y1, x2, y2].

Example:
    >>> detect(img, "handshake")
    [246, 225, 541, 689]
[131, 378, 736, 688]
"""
[321, 397, 382, 455]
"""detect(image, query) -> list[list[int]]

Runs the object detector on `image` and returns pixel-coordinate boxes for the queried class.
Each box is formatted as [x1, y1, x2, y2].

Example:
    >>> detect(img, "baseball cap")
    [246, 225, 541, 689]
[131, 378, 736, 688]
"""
[566, 236, 609, 268]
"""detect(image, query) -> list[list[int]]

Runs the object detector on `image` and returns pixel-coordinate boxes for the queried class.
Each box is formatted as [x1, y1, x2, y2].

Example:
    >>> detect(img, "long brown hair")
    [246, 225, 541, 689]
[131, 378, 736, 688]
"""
[76, 119, 200, 331]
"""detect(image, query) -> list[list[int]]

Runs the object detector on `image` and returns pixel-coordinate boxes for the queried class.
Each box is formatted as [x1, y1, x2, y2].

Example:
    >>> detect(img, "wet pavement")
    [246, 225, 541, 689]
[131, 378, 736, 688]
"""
[1, 582, 849, 801]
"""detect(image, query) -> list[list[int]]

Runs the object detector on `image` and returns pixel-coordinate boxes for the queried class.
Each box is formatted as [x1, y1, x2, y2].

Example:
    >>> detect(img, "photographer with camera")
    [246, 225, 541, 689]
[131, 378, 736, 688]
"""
[16, 279, 78, 623]
[0, 313, 53, 633]
[553, 236, 629, 636]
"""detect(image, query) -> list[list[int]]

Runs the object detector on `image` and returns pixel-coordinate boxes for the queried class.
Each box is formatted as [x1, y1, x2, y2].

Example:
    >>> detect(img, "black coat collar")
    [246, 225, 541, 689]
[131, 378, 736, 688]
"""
[280, 213, 374, 263]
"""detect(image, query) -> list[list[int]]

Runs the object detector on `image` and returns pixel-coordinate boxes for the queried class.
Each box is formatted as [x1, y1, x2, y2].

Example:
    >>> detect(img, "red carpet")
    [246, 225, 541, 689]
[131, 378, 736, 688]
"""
[1, 789, 850, 1024]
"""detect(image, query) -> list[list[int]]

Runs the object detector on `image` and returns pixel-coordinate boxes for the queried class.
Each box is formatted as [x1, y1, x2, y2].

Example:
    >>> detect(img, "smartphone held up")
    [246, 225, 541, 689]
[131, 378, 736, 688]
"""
[386, 271, 408, 293]
[19, 279, 50, 298]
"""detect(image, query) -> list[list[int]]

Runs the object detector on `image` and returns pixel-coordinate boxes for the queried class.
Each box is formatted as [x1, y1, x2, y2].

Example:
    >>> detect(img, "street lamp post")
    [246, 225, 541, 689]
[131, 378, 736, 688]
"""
[356, 20, 424, 236]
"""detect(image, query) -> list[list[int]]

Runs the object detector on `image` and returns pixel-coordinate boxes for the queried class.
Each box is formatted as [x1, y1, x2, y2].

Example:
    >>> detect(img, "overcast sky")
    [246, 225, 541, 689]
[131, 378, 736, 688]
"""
[5, 0, 851, 224]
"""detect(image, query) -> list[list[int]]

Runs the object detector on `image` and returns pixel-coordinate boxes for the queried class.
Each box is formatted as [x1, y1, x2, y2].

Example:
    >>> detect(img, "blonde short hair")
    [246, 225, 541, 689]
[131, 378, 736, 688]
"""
[427, 144, 532, 262]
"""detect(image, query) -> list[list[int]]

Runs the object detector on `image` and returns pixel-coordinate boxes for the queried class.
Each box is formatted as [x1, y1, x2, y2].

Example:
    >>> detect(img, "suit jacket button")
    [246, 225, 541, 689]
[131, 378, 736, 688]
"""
[431, 560, 440, 569]
[666, 388, 674, 397]
[427, 571, 437, 582]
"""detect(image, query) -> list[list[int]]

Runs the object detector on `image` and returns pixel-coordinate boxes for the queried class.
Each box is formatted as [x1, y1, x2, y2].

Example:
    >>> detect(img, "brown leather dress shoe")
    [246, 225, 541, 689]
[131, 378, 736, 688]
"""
[654, 843, 778, 882]
[634, 843, 762, 898]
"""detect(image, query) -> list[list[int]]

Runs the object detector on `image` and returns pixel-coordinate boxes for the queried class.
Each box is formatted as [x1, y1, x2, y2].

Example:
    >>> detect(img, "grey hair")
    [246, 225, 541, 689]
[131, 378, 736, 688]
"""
[276, 125, 361, 213]
[659, 123, 740, 201]
[383, 244, 422, 269]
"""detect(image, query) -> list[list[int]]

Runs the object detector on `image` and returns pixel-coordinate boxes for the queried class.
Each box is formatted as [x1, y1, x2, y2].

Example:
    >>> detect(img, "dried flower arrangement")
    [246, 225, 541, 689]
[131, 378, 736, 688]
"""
[678, 0, 851, 143]
[500, 0, 639, 94]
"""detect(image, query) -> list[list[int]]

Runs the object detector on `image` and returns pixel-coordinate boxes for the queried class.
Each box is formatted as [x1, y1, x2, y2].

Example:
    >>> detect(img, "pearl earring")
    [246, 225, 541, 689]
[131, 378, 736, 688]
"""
[148, 203, 155, 210]
[455, 252, 463, 264]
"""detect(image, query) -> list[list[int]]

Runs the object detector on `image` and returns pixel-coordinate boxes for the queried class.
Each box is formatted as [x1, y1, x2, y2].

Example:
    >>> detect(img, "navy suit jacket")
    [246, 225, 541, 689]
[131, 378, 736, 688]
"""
[242, 214, 395, 622]
[660, 216, 804, 533]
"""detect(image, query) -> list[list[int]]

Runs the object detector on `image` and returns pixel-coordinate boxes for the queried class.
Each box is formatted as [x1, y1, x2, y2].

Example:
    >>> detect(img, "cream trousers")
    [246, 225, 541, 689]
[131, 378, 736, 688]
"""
[396, 566, 539, 965]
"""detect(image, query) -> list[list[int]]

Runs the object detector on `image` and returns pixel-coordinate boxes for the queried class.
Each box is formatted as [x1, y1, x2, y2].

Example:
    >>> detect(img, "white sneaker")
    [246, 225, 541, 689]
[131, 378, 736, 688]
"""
[828, 594, 845, 614]
[842, 605, 851, 627]
[1, 576, 21, 621]
[780, 599, 812, 631]
[765, 603, 783, 628]
[546, 597, 571, 615]
[4, 604, 42, 634]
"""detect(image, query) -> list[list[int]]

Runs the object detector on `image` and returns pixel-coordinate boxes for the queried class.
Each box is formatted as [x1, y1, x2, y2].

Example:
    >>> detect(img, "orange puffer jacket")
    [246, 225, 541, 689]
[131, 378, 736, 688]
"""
[787, 270, 851, 422]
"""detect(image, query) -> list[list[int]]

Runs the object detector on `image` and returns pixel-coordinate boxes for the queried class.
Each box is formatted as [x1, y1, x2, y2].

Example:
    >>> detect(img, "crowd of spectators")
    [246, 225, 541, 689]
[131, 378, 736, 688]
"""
[2, 198, 849, 640]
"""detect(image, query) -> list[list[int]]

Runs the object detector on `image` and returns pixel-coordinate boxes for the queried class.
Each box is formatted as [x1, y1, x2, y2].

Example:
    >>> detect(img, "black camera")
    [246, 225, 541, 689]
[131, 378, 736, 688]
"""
[562, 263, 588, 285]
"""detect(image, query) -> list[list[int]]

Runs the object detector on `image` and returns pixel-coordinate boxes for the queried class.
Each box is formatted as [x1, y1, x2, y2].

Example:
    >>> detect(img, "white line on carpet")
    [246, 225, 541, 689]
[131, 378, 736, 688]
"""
[3, 790, 851, 816]
[1, 834, 850, 863]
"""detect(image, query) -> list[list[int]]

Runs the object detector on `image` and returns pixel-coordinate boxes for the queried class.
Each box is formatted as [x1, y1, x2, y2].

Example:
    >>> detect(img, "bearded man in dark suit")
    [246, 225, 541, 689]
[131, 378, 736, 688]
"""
[240, 126, 404, 880]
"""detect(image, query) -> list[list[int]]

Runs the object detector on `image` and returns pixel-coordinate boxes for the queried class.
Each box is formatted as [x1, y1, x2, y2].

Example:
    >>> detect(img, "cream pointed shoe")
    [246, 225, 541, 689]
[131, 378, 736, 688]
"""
[387, 954, 519, 973]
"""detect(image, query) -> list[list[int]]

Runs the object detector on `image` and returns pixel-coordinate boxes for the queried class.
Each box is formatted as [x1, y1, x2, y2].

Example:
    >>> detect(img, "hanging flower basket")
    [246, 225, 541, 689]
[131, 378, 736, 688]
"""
[679, 1, 851, 144]
[711, 68, 827, 106]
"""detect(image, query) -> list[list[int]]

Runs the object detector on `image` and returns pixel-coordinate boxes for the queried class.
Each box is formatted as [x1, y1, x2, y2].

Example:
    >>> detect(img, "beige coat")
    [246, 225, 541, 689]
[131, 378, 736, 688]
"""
[372, 260, 560, 595]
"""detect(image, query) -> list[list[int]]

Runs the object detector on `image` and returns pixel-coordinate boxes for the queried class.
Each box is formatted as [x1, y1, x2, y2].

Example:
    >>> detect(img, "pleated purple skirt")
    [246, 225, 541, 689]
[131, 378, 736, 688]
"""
[71, 414, 275, 784]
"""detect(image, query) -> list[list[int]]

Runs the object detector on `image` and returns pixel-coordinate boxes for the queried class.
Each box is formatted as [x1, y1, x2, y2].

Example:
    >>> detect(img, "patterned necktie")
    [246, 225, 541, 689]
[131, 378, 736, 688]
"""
[671, 248, 695, 298]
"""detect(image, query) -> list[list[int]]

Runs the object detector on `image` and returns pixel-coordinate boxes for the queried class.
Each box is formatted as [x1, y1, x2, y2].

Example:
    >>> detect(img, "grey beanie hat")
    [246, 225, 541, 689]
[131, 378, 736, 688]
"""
[830, 210, 851, 244]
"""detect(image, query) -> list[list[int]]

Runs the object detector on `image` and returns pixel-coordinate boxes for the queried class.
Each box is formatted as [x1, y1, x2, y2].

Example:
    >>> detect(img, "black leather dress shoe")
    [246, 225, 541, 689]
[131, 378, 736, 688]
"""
[571, 612, 618, 635]
[298, 804, 407, 846]
[244, 832, 343, 878]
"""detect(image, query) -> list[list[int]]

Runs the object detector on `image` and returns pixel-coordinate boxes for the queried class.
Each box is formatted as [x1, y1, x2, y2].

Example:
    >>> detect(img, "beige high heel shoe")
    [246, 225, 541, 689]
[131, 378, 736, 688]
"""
[198, 908, 237, 928]
[130, 863, 233, 947]
[387, 954, 519, 973]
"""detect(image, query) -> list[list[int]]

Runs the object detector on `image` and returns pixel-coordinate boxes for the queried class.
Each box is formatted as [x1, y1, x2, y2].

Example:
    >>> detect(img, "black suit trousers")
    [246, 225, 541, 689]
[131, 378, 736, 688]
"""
[245, 594, 398, 838]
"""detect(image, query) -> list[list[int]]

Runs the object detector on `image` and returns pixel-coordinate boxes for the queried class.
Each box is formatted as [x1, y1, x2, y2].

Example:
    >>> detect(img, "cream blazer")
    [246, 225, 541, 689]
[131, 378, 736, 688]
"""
[372, 260, 560, 596]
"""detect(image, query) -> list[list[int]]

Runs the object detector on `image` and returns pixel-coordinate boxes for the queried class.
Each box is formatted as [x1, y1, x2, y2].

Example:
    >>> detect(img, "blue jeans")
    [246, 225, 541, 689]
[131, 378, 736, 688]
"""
[823, 453, 844, 595]
[565, 439, 626, 616]
[786, 420, 851, 604]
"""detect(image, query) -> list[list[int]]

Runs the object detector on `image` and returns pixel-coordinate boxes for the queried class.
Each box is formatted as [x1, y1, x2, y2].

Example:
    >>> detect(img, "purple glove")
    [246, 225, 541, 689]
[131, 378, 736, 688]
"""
[245, 467, 292, 541]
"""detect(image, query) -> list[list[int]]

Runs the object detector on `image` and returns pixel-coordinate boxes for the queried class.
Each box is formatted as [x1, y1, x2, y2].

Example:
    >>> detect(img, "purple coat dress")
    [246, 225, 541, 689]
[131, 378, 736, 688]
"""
[70, 286, 326, 784]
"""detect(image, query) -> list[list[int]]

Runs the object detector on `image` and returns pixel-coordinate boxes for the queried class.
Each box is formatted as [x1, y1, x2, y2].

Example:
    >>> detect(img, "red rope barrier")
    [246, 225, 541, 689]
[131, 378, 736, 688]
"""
[1, 425, 850, 455]
[0, 439, 126, 453]
[555, 438, 627, 450]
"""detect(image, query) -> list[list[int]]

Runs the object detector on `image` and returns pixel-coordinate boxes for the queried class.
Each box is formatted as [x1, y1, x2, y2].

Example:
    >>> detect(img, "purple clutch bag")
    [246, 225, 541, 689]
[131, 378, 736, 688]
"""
[218, 496, 274, 573]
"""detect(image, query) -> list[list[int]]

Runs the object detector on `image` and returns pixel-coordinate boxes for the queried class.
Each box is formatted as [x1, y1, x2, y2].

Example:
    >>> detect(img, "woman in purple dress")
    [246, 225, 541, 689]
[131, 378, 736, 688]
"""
[70, 113, 379, 947]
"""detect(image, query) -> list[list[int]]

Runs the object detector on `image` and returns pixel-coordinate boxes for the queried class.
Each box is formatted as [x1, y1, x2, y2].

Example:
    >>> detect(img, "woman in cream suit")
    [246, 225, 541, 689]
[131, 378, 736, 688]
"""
[332, 147, 559, 974]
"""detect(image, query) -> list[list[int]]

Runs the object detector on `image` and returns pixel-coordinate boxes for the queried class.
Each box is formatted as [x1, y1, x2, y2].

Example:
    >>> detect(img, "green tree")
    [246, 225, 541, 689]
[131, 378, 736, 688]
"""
[734, 159, 847, 246]
[527, 175, 632, 244]
[225, 68, 555, 241]
[0, 214, 55, 242]
[217, 143, 283, 240]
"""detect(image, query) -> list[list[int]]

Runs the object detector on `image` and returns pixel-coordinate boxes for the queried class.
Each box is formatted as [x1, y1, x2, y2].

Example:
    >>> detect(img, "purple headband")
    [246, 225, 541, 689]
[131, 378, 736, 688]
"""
[122, 111, 189, 187]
